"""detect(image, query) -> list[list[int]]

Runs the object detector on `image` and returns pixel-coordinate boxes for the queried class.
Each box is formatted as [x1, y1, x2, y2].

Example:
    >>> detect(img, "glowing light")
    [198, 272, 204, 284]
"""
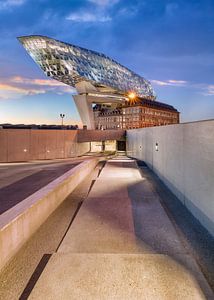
[127, 92, 138, 105]
[128, 92, 136, 100]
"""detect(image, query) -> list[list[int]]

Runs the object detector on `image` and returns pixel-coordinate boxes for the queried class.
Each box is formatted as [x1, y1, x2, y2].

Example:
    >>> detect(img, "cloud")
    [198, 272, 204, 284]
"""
[66, 12, 111, 22]
[151, 79, 214, 97]
[0, 0, 26, 10]
[0, 83, 45, 100]
[202, 85, 214, 96]
[118, 6, 139, 17]
[0, 83, 43, 96]
[66, 0, 119, 23]
[167, 80, 187, 84]
[0, 76, 76, 100]
[11, 76, 69, 87]
[88, 0, 119, 7]
[151, 79, 188, 87]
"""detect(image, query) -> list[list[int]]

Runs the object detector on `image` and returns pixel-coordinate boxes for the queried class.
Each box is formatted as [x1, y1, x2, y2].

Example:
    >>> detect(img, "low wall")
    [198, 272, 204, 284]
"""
[127, 120, 214, 237]
[0, 157, 99, 271]
[0, 129, 127, 162]
[77, 129, 125, 142]
[0, 129, 90, 162]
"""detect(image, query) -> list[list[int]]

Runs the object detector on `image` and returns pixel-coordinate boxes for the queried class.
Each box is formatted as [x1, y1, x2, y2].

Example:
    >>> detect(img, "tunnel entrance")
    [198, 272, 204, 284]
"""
[117, 140, 126, 151]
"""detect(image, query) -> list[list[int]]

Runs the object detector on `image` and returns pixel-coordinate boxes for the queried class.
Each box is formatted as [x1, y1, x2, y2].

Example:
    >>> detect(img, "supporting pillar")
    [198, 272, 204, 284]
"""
[72, 94, 95, 129]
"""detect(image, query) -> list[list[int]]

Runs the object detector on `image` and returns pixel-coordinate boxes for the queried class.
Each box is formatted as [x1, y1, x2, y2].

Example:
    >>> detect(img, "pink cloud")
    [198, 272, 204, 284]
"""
[11, 76, 67, 87]
[0, 83, 45, 99]
[151, 79, 188, 87]
[0, 76, 76, 100]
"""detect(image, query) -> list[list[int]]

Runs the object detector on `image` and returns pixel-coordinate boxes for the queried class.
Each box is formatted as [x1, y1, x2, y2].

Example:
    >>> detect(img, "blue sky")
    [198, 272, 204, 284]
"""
[0, 0, 213, 125]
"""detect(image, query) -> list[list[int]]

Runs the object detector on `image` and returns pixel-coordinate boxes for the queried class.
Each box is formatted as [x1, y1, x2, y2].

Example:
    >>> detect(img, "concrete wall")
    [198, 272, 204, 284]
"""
[105, 140, 116, 151]
[90, 140, 117, 152]
[77, 129, 125, 142]
[0, 129, 90, 162]
[127, 120, 214, 237]
[0, 158, 100, 271]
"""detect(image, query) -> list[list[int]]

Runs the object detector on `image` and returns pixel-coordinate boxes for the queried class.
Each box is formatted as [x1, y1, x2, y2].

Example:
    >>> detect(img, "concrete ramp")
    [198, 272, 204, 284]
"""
[28, 156, 213, 299]
[29, 253, 206, 300]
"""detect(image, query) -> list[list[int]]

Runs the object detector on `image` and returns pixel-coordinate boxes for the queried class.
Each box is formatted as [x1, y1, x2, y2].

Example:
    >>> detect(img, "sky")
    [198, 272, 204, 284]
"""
[0, 0, 213, 126]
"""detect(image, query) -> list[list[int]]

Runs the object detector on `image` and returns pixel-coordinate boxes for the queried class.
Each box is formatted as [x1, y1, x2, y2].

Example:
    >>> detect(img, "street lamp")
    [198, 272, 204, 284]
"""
[60, 113, 65, 127]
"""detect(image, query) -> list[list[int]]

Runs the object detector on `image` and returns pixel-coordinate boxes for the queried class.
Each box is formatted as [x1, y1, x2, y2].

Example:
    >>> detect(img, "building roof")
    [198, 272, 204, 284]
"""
[125, 98, 179, 112]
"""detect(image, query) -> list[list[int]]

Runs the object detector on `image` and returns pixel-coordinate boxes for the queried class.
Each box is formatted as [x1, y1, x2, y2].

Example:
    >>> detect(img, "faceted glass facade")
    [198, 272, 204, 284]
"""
[18, 35, 155, 99]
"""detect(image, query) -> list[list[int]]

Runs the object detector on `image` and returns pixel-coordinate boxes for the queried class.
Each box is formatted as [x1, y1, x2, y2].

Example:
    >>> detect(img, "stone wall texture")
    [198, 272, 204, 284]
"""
[126, 120, 214, 237]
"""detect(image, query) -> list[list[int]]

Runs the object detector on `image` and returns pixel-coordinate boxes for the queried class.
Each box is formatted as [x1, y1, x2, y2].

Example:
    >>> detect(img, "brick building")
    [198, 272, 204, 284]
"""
[94, 98, 179, 130]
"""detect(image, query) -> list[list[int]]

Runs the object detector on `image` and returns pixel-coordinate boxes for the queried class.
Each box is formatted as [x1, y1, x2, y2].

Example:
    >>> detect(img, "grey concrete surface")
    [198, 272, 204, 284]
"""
[29, 253, 206, 300]
[0, 157, 100, 272]
[0, 156, 101, 214]
[126, 120, 214, 237]
[0, 157, 86, 189]
[0, 162, 79, 214]
[138, 163, 214, 292]
[0, 161, 104, 300]
[58, 177, 186, 255]
[30, 157, 213, 299]
[0, 156, 213, 299]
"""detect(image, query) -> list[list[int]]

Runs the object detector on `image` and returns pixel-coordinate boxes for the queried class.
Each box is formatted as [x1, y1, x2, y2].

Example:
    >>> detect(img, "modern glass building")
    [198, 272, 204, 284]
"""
[18, 35, 155, 99]
[18, 35, 156, 128]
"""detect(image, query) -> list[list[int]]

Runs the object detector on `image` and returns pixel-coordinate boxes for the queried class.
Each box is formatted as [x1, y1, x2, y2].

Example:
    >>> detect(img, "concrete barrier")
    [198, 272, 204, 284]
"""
[0, 157, 99, 271]
[126, 120, 214, 237]
[0, 129, 90, 162]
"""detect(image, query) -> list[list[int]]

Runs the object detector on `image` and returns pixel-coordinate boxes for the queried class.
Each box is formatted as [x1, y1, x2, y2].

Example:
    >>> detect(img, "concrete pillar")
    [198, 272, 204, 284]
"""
[72, 94, 95, 129]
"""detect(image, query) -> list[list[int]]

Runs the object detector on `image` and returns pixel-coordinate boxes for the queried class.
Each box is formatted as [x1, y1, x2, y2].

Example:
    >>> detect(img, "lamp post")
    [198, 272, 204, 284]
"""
[60, 113, 65, 127]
